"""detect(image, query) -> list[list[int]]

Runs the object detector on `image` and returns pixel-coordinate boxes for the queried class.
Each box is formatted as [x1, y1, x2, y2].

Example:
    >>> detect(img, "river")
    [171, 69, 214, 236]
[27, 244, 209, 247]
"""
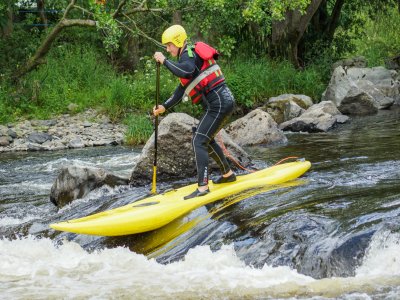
[1, 106, 399, 299]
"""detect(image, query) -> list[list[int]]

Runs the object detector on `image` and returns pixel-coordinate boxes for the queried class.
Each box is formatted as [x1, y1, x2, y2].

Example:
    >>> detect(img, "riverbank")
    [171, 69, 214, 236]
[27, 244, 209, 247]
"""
[0, 109, 126, 152]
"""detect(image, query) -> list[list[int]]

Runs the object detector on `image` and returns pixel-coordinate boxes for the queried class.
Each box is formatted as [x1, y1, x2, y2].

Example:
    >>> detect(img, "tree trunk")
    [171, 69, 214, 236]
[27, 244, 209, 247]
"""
[1, 4, 14, 37]
[37, 0, 48, 29]
[13, 19, 96, 80]
[126, 35, 140, 70]
[172, 11, 182, 24]
[271, 0, 324, 68]
[325, 0, 345, 41]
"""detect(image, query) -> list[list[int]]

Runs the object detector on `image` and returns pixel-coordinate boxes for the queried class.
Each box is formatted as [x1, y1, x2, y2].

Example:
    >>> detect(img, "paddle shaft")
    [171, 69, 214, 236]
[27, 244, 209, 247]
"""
[152, 62, 161, 194]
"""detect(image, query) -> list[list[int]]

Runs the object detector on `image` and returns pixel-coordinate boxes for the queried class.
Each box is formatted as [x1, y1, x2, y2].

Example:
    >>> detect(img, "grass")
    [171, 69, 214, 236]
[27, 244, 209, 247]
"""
[223, 58, 326, 107]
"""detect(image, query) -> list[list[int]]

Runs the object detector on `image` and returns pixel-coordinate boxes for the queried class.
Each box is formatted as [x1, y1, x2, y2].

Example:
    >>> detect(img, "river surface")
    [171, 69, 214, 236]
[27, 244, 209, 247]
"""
[1, 107, 399, 299]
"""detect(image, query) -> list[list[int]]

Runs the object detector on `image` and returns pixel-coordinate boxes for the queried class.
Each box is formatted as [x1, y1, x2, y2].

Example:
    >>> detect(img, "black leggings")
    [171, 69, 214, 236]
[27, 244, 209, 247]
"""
[192, 84, 235, 186]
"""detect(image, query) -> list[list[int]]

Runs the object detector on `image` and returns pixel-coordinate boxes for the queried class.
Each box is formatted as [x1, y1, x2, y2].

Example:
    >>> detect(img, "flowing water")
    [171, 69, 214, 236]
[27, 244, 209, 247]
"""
[1, 107, 399, 299]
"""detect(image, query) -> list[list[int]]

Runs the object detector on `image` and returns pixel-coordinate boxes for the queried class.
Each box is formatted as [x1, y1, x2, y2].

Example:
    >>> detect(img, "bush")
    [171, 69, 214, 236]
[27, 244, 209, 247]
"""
[352, 7, 400, 66]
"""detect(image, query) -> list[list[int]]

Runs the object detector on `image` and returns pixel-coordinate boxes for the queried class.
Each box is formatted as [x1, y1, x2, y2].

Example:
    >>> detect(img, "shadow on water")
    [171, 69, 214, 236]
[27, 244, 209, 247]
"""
[0, 106, 399, 282]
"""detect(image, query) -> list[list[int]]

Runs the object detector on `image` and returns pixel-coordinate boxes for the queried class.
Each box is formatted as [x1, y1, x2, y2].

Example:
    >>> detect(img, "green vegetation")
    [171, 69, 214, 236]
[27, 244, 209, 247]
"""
[352, 8, 400, 66]
[0, 1, 398, 145]
[124, 114, 153, 145]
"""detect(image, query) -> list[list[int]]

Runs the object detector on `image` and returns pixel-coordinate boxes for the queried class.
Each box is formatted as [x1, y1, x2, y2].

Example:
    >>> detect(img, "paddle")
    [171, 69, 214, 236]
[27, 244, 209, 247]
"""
[151, 62, 161, 194]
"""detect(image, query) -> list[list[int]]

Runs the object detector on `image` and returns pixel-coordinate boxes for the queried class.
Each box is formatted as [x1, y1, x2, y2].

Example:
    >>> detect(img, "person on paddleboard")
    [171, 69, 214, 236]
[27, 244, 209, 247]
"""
[153, 24, 236, 200]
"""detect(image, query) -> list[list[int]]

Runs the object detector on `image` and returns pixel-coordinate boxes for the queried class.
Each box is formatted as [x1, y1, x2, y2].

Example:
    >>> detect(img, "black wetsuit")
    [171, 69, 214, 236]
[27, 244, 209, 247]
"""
[163, 45, 235, 186]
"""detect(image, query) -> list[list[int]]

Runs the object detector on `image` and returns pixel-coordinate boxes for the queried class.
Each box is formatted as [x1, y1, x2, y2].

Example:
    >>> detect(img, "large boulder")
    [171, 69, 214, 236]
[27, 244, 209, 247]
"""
[279, 101, 349, 133]
[322, 66, 399, 114]
[226, 109, 287, 146]
[130, 113, 251, 186]
[50, 166, 129, 207]
[265, 94, 313, 124]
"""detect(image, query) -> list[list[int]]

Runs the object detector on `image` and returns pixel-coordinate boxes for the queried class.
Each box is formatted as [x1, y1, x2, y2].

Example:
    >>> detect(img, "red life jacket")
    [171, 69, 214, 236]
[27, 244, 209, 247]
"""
[180, 42, 225, 104]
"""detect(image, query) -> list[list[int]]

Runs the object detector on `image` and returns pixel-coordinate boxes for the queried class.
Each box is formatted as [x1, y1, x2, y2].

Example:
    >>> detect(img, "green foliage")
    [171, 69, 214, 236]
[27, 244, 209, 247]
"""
[0, 27, 41, 79]
[89, 0, 122, 54]
[223, 58, 325, 108]
[352, 7, 400, 66]
[124, 114, 153, 145]
[181, 0, 311, 58]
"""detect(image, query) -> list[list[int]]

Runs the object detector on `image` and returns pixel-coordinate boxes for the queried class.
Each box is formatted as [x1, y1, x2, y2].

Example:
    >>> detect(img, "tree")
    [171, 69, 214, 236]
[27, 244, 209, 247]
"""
[12, 0, 164, 80]
[0, 0, 15, 37]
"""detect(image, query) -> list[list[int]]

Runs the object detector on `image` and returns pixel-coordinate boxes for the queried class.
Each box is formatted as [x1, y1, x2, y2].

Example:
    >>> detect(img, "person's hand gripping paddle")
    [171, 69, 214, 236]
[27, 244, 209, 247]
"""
[151, 62, 161, 194]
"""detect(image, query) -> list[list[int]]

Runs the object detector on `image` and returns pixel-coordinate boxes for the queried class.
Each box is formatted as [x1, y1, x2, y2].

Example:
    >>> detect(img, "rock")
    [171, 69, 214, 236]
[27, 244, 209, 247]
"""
[321, 66, 357, 108]
[332, 56, 367, 70]
[68, 137, 85, 148]
[130, 113, 251, 186]
[268, 94, 313, 109]
[27, 143, 46, 151]
[83, 121, 92, 128]
[0, 125, 8, 135]
[347, 67, 400, 99]
[0, 136, 9, 146]
[322, 66, 399, 114]
[27, 132, 53, 144]
[279, 101, 349, 133]
[356, 80, 394, 109]
[385, 54, 400, 71]
[7, 129, 17, 139]
[226, 109, 287, 146]
[266, 94, 313, 124]
[340, 88, 378, 115]
[42, 120, 57, 127]
[284, 101, 305, 121]
[50, 165, 130, 207]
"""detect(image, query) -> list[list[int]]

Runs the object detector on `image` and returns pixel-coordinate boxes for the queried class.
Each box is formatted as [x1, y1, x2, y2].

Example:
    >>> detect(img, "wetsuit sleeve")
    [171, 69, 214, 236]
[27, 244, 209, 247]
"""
[163, 84, 185, 110]
[162, 49, 196, 110]
[163, 51, 196, 79]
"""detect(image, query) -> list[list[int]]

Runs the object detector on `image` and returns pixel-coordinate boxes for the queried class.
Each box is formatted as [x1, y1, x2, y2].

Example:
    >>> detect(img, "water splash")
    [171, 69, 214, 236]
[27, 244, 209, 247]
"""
[1, 235, 399, 299]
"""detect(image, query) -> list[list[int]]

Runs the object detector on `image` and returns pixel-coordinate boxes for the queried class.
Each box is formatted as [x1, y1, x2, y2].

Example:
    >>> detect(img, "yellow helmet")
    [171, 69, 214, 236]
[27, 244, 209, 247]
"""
[161, 25, 187, 48]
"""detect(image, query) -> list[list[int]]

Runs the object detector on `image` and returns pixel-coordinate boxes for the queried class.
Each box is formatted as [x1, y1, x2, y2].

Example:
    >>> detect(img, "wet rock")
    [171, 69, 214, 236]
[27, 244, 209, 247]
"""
[326, 231, 374, 277]
[130, 113, 251, 186]
[279, 101, 349, 132]
[50, 165, 130, 207]
[226, 108, 287, 146]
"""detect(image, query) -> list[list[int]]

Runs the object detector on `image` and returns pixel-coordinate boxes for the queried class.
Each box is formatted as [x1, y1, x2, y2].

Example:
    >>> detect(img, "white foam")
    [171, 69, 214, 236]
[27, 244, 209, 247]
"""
[1, 236, 399, 299]
[0, 216, 36, 226]
[356, 230, 400, 277]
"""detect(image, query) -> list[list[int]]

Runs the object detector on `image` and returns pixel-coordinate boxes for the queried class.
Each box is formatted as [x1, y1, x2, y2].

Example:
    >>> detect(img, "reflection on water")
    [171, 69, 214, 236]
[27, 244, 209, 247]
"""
[0, 107, 399, 299]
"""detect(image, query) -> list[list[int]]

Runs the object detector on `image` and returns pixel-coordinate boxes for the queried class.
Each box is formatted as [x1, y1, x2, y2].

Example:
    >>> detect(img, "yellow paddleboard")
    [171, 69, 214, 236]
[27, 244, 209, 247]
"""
[50, 160, 311, 236]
